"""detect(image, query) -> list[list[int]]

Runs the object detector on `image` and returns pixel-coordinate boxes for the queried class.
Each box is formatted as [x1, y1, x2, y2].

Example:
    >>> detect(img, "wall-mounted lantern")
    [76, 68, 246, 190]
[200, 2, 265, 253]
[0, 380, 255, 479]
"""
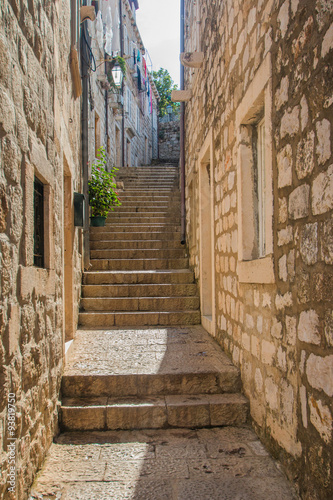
[111, 64, 124, 88]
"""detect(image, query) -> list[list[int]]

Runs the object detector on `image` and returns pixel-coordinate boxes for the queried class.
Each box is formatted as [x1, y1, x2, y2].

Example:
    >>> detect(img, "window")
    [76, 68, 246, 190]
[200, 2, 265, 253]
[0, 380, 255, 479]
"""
[71, 0, 80, 48]
[136, 106, 140, 131]
[34, 177, 44, 268]
[127, 89, 132, 119]
[256, 118, 266, 258]
[236, 54, 274, 284]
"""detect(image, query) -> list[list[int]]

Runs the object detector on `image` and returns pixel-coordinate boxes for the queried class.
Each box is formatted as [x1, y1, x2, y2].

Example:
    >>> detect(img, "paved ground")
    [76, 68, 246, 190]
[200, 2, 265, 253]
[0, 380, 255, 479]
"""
[29, 427, 298, 500]
[63, 326, 237, 376]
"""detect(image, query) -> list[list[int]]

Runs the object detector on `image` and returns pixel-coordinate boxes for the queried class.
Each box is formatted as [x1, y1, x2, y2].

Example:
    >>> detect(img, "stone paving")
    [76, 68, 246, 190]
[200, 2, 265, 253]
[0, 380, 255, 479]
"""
[29, 427, 298, 499]
[63, 326, 239, 376]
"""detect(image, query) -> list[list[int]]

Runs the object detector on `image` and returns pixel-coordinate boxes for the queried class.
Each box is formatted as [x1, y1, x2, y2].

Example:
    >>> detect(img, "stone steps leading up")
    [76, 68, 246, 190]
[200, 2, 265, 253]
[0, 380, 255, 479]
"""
[60, 393, 248, 431]
[80, 296, 200, 312]
[78, 310, 201, 327]
[82, 283, 198, 298]
[90, 248, 186, 260]
[90, 239, 184, 249]
[68, 166, 248, 433]
[83, 270, 196, 285]
[89, 258, 189, 271]
[60, 326, 248, 432]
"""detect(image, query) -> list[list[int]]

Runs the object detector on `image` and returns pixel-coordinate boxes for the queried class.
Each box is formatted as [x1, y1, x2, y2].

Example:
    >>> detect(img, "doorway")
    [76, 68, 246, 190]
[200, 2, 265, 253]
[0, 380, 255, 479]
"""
[198, 131, 215, 335]
[63, 162, 75, 342]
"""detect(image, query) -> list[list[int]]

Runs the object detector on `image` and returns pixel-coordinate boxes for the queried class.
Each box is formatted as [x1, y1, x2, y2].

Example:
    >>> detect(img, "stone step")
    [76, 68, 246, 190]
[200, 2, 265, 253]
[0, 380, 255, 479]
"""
[106, 216, 181, 223]
[83, 270, 196, 285]
[90, 231, 181, 241]
[78, 310, 201, 327]
[90, 258, 189, 271]
[90, 248, 186, 260]
[82, 283, 198, 298]
[114, 206, 177, 213]
[90, 240, 184, 250]
[80, 296, 200, 312]
[118, 194, 180, 201]
[60, 393, 249, 431]
[103, 224, 181, 231]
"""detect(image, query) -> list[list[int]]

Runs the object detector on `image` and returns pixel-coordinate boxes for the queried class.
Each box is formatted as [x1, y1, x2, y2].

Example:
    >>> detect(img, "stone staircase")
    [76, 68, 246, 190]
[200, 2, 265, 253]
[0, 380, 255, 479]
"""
[79, 165, 201, 327]
[60, 165, 248, 432]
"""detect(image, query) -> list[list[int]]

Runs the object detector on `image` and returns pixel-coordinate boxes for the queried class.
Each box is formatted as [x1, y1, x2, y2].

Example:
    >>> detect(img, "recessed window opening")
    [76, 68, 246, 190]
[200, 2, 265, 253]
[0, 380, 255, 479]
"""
[34, 177, 44, 268]
[253, 117, 266, 259]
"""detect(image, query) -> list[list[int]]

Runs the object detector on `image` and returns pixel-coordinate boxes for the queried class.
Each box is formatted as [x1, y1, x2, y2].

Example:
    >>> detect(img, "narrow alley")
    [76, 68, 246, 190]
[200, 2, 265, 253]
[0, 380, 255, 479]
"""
[1, 0, 332, 499]
[30, 165, 296, 499]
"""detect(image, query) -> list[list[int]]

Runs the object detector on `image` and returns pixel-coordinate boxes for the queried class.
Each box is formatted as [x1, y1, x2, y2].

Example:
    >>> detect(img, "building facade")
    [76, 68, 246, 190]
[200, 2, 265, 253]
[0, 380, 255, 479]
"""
[85, 0, 159, 170]
[0, 0, 83, 497]
[181, 1, 333, 498]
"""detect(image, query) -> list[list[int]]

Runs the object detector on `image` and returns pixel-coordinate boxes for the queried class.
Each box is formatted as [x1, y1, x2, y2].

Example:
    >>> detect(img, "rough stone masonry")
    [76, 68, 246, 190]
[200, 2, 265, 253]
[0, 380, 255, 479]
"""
[183, 0, 333, 499]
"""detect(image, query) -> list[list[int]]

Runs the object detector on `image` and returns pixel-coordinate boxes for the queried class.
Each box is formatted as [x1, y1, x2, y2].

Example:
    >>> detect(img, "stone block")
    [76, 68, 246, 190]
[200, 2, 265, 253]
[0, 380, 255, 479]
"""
[288, 184, 310, 219]
[280, 106, 299, 138]
[0, 86, 15, 137]
[298, 309, 321, 345]
[321, 218, 333, 264]
[306, 354, 333, 396]
[275, 75, 289, 110]
[286, 316, 297, 345]
[265, 377, 278, 410]
[321, 22, 333, 57]
[277, 144, 293, 188]
[166, 395, 210, 427]
[300, 222, 318, 265]
[313, 273, 333, 302]
[106, 399, 167, 430]
[278, 0, 290, 37]
[296, 131, 315, 179]
[325, 309, 333, 347]
[278, 226, 293, 246]
[309, 396, 332, 443]
[312, 165, 333, 215]
[261, 340, 275, 365]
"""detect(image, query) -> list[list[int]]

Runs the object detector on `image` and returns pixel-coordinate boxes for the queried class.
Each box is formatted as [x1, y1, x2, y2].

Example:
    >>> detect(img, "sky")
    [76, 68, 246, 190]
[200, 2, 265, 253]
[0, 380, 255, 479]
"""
[136, 0, 181, 88]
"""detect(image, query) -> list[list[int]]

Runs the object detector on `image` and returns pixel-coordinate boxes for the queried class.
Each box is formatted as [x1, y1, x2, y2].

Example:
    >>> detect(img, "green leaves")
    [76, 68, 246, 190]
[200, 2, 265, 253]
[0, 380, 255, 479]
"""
[152, 68, 180, 118]
[88, 148, 121, 218]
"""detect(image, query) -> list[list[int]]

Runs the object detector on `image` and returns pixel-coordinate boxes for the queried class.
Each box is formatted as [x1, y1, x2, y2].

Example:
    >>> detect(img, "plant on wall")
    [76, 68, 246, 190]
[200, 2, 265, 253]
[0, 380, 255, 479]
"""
[88, 147, 121, 218]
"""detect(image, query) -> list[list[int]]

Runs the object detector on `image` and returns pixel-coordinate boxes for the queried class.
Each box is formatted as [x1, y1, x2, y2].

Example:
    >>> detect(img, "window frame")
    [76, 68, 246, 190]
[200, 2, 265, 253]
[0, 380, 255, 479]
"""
[235, 53, 274, 284]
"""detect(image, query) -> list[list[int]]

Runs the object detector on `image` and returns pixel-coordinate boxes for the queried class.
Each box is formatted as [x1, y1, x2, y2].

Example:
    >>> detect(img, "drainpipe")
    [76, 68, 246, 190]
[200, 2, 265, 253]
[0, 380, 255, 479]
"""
[120, 0, 125, 168]
[180, 0, 186, 245]
[81, 5, 90, 270]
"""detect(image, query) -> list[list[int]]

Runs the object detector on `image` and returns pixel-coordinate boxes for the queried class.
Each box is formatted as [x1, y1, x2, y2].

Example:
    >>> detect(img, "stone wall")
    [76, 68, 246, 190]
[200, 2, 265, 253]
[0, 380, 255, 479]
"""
[159, 119, 180, 162]
[184, 1, 333, 498]
[0, 0, 82, 498]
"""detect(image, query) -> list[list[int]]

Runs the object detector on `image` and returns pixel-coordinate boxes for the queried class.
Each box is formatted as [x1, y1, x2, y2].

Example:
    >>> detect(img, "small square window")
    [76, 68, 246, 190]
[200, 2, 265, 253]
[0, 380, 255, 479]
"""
[34, 177, 44, 268]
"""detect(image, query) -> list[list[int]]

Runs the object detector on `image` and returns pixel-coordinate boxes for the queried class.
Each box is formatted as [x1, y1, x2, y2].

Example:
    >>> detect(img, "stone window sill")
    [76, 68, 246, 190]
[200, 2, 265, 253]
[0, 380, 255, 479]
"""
[19, 266, 56, 300]
[237, 255, 275, 284]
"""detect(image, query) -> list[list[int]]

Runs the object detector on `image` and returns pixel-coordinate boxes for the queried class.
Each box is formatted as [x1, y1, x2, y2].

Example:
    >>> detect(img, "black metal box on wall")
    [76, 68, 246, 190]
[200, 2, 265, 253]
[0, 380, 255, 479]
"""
[74, 192, 85, 227]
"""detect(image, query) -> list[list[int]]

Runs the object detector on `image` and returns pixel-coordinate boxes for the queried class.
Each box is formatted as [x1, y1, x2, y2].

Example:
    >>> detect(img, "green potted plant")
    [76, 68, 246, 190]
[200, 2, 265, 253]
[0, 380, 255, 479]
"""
[88, 147, 121, 226]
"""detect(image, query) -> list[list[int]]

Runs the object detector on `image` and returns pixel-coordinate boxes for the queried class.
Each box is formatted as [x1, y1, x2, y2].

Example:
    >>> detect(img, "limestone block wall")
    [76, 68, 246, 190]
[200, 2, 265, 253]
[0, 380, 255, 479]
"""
[184, 1, 333, 498]
[0, 1, 82, 498]
[159, 119, 180, 162]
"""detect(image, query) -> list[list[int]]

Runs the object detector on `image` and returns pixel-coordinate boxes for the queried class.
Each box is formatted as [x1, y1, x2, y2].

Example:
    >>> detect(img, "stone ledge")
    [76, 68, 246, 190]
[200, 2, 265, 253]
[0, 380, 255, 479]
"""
[237, 255, 275, 284]
[19, 265, 56, 299]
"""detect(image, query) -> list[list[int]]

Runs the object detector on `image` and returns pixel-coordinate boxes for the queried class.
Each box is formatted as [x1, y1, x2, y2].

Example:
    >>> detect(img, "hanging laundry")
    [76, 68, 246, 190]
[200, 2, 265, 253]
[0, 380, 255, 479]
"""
[137, 49, 141, 62]
[96, 11, 104, 52]
[111, 0, 120, 53]
[104, 6, 113, 55]
[137, 67, 142, 91]
[143, 57, 147, 78]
